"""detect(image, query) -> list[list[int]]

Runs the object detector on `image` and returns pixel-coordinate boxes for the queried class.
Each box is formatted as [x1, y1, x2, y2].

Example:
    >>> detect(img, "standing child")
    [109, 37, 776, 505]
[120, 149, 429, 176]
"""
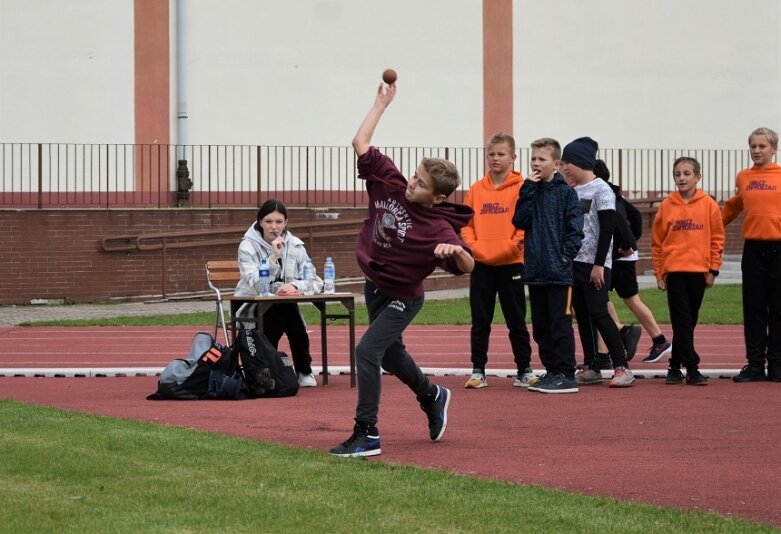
[330, 82, 475, 457]
[562, 137, 635, 388]
[652, 157, 724, 385]
[592, 160, 672, 365]
[722, 127, 781, 382]
[462, 132, 533, 389]
[512, 138, 584, 393]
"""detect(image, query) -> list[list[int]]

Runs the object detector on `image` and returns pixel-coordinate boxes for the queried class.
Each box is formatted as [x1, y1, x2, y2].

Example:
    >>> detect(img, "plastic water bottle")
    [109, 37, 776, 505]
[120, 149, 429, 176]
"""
[303, 257, 316, 296]
[258, 258, 272, 296]
[323, 256, 335, 294]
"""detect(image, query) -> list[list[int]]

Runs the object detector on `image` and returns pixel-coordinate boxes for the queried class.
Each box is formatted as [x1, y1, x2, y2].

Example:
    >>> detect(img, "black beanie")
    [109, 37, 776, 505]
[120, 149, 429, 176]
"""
[562, 137, 599, 171]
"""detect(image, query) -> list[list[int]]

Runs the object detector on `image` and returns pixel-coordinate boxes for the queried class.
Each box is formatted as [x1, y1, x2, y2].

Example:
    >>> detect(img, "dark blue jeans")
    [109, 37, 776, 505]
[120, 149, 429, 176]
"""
[355, 280, 433, 427]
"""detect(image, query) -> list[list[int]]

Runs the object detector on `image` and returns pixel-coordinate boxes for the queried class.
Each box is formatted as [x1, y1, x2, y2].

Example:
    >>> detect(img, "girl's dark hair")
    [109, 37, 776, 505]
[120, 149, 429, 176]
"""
[593, 159, 610, 180]
[255, 198, 288, 234]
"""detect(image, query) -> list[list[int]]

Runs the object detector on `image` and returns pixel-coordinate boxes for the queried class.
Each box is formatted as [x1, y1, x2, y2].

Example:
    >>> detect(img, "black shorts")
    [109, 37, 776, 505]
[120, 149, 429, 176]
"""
[609, 260, 638, 299]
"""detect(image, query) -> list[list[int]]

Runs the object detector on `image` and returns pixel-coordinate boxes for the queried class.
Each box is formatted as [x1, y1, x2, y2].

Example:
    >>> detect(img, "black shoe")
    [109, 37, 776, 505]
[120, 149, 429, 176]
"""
[768, 365, 781, 383]
[732, 364, 766, 383]
[685, 369, 708, 386]
[533, 373, 578, 394]
[621, 325, 642, 362]
[420, 385, 450, 442]
[528, 372, 554, 392]
[330, 423, 381, 457]
[596, 353, 613, 371]
[666, 368, 683, 385]
[643, 340, 672, 363]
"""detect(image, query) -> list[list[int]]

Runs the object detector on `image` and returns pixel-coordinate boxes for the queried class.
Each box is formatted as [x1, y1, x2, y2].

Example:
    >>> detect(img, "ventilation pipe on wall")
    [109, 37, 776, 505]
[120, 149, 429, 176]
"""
[175, 0, 191, 205]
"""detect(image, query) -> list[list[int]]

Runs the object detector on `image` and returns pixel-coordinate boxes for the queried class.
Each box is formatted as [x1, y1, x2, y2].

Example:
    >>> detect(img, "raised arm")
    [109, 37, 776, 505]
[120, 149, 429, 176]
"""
[352, 83, 396, 156]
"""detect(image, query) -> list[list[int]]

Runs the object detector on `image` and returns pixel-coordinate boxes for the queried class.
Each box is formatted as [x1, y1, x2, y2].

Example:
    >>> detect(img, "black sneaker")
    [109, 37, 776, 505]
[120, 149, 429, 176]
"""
[533, 373, 578, 394]
[666, 368, 683, 385]
[768, 364, 781, 383]
[596, 353, 613, 371]
[330, 424, 381, 457]
[643, 340, 672, 363]
[621, 325, 642, 362]
[528, 372, 553, 391]
[685, 370, 708, 386]
[420, 385, 450, 442]
[732, 364, 766, 383]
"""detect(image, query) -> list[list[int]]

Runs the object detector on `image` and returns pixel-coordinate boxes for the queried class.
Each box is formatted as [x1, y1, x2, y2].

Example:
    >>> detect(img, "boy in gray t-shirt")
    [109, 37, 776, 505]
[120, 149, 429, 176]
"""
[562, 137, 635, 388]
[574, 178, 614, 268]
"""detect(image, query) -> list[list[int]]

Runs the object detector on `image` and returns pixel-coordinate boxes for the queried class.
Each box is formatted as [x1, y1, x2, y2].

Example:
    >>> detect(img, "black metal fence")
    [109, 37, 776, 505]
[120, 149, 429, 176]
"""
[0, 143, 754, 209]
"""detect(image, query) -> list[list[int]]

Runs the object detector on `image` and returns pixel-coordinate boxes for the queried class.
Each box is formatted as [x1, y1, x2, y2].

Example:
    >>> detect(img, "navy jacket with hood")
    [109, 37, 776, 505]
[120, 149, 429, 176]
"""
[512, 172, 584, 285]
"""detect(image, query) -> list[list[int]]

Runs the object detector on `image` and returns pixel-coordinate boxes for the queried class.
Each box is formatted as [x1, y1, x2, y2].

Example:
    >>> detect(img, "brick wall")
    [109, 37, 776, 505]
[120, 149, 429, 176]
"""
[0, 206, 743, 305]
[0, 208, 369, 305]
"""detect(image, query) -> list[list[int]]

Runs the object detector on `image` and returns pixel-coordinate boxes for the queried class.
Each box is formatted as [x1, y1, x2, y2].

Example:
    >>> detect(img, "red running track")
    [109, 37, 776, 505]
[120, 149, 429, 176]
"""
[0, 324, 747, 371]
[1, 324, 779, 528]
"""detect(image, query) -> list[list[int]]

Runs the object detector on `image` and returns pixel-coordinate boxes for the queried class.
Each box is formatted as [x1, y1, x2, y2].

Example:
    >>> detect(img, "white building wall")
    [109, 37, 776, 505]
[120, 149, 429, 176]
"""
[0, 0, 134, 143]
[514, 0, 781, 149]
[177, 0, 483, 147]
[1, 0, 779, 150]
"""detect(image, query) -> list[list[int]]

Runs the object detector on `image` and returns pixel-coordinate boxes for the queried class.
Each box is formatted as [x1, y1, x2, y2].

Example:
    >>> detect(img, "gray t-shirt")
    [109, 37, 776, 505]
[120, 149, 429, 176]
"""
[574, 178, 614, 268]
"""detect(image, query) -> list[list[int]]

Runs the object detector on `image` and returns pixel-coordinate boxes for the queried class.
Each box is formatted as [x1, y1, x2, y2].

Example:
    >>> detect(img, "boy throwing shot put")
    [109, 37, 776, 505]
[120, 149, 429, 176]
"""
[330, 80, 475, 457]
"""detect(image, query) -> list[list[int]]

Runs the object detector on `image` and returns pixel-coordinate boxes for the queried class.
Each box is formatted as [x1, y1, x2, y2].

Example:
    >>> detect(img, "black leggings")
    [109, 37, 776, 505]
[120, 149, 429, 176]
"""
[571, 262, 627, 369]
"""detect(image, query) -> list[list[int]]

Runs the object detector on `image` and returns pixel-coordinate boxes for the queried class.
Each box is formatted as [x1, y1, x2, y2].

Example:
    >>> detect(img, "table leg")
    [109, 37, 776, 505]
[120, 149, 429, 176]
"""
[313, 302, 329, 386]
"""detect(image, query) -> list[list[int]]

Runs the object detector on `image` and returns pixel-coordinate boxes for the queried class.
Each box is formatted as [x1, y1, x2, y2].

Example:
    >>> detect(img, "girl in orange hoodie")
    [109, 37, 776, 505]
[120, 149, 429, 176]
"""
[722, 127, 781, 383]
[651, 157, 724, 385]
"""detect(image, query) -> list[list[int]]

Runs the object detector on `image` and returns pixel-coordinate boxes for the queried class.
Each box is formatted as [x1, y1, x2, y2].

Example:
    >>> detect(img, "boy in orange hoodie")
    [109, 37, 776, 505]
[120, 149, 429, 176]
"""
[461, 132, 533, 388]
[722, 127, 781, 383]
[651, 157, 724, 385]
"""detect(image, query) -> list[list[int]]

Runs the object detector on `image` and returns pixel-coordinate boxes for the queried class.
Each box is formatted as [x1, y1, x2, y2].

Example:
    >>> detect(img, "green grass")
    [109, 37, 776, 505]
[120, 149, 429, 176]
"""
[21, 284, 745, 327]
[0, 400, 773, 533]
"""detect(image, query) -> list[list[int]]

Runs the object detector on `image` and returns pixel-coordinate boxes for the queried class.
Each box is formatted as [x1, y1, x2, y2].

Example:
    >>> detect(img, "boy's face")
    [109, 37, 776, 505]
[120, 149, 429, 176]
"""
[486, 142, 516, 176]
[749, 134, 777, 168]
[673, 162, 701, 196]
[406, 165, 445, 207]
[561, 161, 587, 185]
[530, 146, 559, 181]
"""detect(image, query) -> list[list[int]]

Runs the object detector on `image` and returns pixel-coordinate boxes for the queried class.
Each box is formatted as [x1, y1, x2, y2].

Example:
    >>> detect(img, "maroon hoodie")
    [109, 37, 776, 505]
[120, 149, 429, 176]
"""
[356, 147, 474, 299]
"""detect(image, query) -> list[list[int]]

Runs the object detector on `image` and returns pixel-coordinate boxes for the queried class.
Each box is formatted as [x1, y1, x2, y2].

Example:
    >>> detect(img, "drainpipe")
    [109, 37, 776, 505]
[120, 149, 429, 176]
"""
[175, 0, 191, 205]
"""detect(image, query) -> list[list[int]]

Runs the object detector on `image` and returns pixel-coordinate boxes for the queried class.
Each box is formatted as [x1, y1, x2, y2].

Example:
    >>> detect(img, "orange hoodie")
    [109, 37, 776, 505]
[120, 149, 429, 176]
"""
[722, 163, 781, 240]
[461, 171, 524, 265]
[651, 189, 724, 281]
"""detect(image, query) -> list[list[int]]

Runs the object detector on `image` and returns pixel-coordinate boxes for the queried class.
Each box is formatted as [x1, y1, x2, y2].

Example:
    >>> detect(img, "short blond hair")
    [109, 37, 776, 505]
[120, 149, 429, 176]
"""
[749, 127, 779, 150]
[530, 137, 561, 160]
[420, 157, 461, 196]
[487, 131, 516, 153]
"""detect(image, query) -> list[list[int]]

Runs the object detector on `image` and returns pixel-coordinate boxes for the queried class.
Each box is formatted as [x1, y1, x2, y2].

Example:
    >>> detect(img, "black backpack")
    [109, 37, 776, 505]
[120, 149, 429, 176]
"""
[148, 332, 234, 400]
[235, 329, 299, 398]
[148, 330, 298, 400]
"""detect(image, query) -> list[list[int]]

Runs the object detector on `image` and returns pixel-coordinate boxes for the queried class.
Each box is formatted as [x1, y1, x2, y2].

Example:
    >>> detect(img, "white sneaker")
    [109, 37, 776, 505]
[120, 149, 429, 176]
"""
[298, 372, 317, 387]
[464, 371, 487, 389]
[609, 366, 636, 388]
[513, 369, 539, 388]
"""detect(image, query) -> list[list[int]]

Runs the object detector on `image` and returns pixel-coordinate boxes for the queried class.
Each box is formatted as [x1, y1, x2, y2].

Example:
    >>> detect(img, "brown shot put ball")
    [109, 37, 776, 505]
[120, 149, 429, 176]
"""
[382, 68, 397, 85]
